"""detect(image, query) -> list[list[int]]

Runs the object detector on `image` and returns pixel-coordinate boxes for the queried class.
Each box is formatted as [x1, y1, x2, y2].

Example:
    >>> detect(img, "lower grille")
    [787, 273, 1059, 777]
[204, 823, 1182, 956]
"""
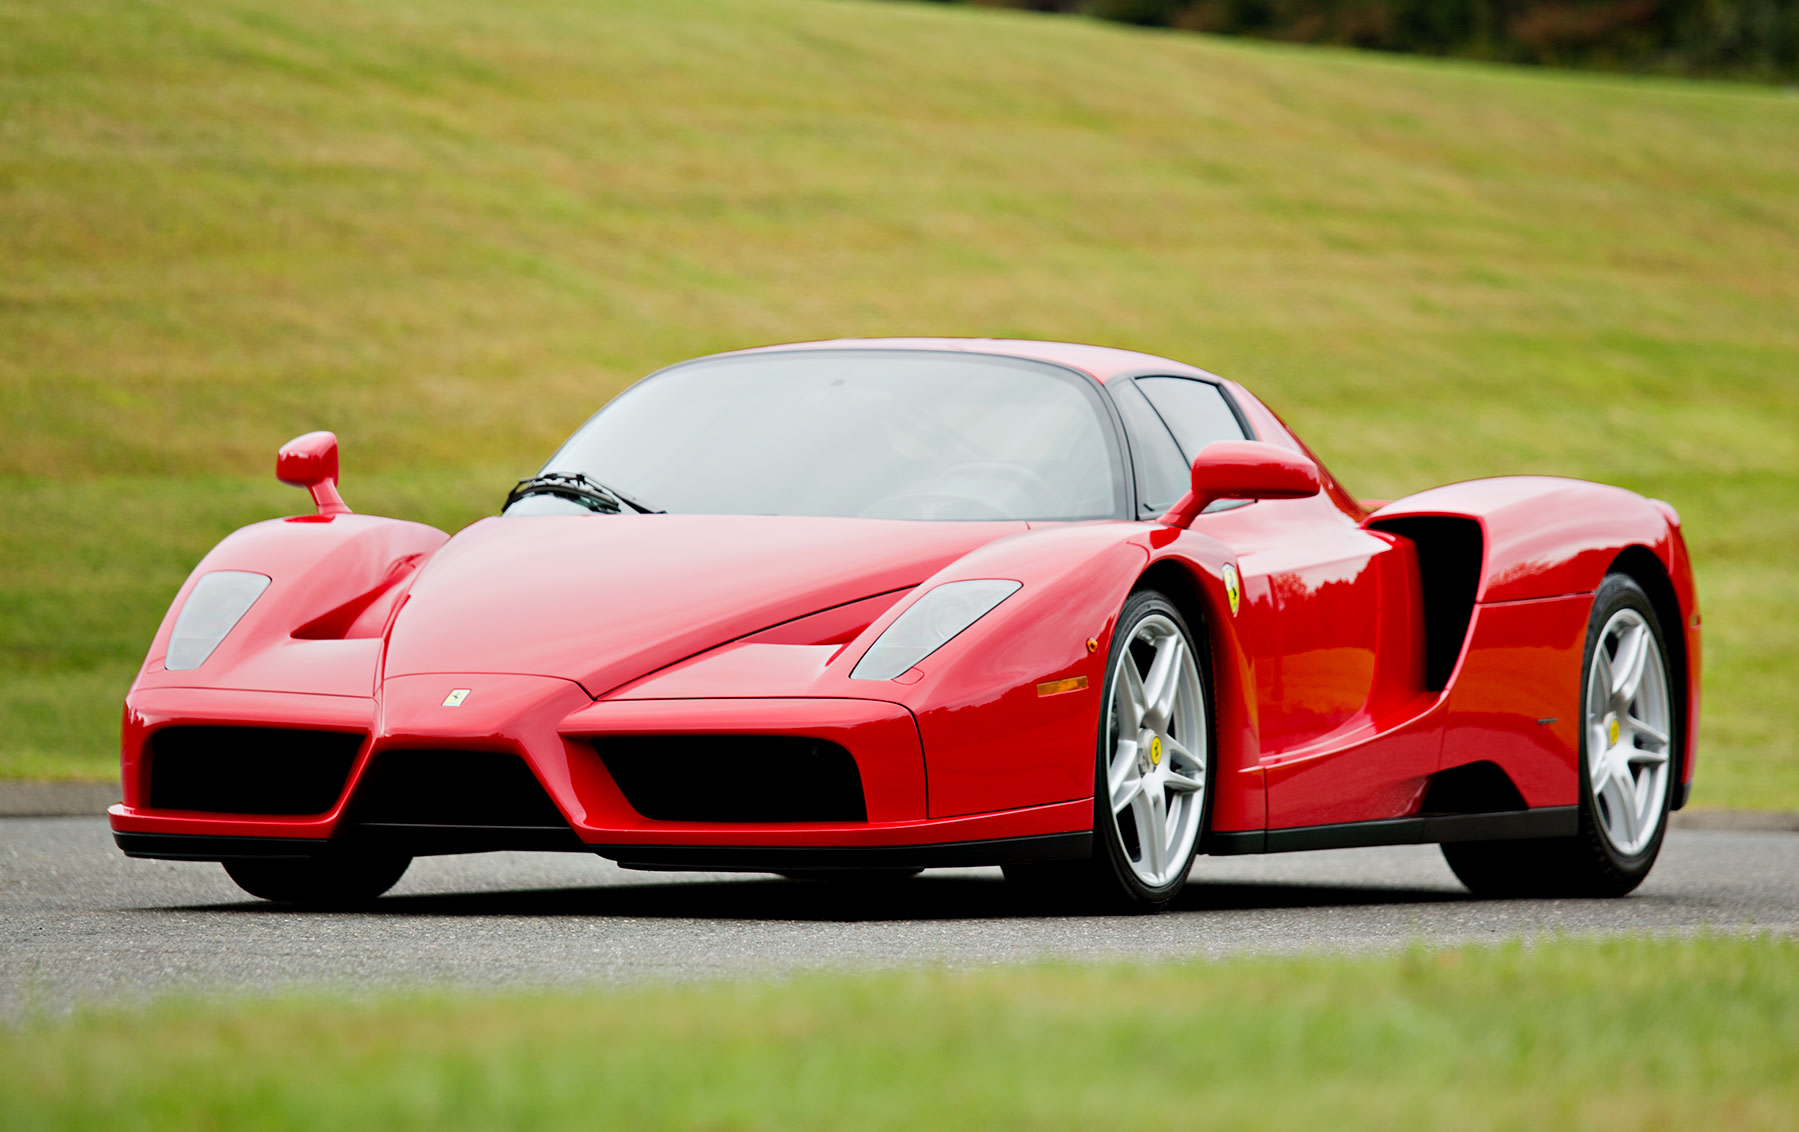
[344, 749, 569, 828]
[147, 726, 364, 815]
[593, 735, 867, 823]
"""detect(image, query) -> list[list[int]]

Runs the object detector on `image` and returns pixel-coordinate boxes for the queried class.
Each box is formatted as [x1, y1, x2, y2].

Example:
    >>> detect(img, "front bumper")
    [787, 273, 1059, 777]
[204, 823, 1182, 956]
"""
[111, 676, 1092, 867]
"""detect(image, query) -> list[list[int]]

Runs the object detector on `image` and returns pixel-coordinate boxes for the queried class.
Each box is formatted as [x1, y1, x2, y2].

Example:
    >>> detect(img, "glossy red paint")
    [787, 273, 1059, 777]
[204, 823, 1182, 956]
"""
[1185, 491, 1439, 828]
[131, 514, 445, 697]
[110, 338, 1702, 871]
[1159, 441, 1321, 528]
[276, 431, 351, 517]
[1438, 594, 1591, 807]
[383, 515, 1022, 696]
[1371, 477, 1675, 602]
[1664, 519, 1702, 789]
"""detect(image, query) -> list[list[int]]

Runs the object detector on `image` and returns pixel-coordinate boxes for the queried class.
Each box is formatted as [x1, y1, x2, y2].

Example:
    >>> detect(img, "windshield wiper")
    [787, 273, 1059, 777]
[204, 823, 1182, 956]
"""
[504, 472, 663, 515]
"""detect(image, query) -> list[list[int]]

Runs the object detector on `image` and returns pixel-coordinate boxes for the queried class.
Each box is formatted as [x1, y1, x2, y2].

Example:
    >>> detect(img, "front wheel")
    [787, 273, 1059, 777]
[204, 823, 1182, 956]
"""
[1006, 590, 1211, 911]
[1443, 573, 1676, 898]
[223, 852, 412, 907]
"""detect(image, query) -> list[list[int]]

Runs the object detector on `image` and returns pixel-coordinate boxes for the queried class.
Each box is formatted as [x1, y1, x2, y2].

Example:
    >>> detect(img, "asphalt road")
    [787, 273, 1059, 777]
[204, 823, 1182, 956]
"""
[4, 817, 1795, 1014]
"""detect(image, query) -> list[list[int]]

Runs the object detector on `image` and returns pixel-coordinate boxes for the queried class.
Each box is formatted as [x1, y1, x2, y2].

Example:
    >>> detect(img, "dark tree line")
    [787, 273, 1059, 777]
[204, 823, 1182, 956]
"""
[943, 0, 1799, 79]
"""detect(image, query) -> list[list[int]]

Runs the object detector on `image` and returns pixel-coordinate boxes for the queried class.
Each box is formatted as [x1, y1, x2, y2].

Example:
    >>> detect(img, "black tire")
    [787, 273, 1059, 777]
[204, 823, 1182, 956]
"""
[223, 852, 412, 907]
[1004, 589, 1212, 912]
[1443, 573, 1676, 898]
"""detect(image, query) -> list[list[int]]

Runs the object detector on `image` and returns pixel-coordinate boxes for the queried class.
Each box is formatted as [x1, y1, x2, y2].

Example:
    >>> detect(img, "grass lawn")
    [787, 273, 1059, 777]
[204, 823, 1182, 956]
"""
[3, 934, 1796, 1128]
[1, 0, 1795, 804]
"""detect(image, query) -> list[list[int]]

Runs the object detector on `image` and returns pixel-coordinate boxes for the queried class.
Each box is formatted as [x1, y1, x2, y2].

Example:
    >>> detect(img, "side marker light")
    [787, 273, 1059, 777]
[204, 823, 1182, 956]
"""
[1037, 676, 1089, 698]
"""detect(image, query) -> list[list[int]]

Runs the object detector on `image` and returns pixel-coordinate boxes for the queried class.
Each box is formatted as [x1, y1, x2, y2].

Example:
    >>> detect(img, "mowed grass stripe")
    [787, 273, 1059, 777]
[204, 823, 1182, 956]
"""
[1, 0, 1795, 802]
[3, 935, 1797, 1129]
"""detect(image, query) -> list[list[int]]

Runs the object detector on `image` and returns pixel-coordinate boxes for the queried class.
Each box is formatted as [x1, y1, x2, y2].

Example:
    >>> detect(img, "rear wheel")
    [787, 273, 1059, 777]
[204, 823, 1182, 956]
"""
[223, 852, 412, 906]
[1004, 590, 1210, 911]
[1443, 573, 1676, 897]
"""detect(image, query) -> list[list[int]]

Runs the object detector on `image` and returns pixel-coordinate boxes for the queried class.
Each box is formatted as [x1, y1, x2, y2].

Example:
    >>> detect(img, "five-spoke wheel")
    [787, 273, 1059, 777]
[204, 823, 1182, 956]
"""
[1102, 599, 1209, 894]
[1006, 590, 1211, 910]
[1584, 605, 1673, 858]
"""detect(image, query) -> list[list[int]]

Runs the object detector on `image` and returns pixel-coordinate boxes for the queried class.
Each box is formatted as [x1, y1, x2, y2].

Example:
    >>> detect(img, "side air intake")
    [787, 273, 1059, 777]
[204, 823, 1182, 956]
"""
[593, 735, 867, 823]
[148, 726, 364, 815]
[1369, 515, 1483, 691]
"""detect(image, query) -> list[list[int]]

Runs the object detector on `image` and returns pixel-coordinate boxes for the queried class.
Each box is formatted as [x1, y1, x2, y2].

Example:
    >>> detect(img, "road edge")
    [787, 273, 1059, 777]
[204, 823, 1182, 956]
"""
[0, 781, 120, 817]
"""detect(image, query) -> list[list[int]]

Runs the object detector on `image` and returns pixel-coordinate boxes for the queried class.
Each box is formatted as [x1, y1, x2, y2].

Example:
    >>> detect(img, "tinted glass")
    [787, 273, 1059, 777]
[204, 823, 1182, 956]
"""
[1108, 379, 1190, 516]
[519, 351, 1124, 520]
[1136, 376, 1247, 460]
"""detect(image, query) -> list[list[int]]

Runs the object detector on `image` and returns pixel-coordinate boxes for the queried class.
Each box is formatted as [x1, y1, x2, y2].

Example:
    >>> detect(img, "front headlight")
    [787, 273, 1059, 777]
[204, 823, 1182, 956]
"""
[850, 579, 1021, 682]
[164, 571, 272, 671]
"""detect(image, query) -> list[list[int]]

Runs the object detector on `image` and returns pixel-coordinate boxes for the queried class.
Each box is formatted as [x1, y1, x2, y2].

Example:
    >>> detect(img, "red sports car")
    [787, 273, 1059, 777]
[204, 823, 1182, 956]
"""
[110, 339, 1700, 909]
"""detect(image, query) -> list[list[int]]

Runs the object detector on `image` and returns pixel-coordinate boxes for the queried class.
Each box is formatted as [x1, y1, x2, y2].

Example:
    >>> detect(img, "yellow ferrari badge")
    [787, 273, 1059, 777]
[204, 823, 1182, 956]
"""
[1150, 736, 1162, 766]
[1608, 717, 1620, 746]
[443, 688, 470, 707]
[1222, 563, 1240, 617]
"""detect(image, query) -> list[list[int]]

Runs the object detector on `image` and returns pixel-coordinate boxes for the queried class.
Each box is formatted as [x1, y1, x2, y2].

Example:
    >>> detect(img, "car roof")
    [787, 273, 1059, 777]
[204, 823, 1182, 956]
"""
[717, 338, 1224, 386]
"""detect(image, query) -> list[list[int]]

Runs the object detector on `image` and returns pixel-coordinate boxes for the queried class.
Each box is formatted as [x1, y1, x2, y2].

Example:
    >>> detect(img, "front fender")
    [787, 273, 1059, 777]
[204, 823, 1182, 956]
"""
[132, 513, 448, 698]
[865, 522, 1241, 821]
[877, 522, 1145, 818]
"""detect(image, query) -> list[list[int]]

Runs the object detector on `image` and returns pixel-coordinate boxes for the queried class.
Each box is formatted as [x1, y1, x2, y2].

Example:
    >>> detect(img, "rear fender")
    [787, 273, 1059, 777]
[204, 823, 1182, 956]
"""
[1369, 476, 1676, 603]
[1372, 476, 1699, 799]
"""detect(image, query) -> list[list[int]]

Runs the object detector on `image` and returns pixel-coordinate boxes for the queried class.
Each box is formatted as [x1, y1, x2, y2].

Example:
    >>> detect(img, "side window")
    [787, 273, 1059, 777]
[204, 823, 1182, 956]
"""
[1109, 379, 1190, 517]
[1136, 376, 1247, 461]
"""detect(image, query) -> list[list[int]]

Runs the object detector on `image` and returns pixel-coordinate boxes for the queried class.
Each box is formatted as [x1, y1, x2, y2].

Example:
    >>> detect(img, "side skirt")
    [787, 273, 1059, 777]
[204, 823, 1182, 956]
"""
[115, 829, 1094, 869]
[116, 831, 331, 861]
[116, 825, 589, 860]
[602, 832, 1093, 873]
[1206, 806, 1579, 856]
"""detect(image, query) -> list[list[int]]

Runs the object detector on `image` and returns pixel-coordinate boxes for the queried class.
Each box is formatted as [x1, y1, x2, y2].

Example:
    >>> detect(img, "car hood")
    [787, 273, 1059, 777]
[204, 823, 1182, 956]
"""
[382, 514, 1025, 695]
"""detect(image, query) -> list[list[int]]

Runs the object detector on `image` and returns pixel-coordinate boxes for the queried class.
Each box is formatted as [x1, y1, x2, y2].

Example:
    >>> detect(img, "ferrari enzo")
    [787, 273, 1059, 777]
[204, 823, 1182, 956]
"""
[110, 339, 1700, 909]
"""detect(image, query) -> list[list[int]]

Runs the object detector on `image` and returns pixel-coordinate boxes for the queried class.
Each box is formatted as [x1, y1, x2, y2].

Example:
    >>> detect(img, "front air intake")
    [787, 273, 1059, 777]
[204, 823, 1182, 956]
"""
[147, 726, 364, 815]
[335, 748, 583, 854]
[343, 749, 569, 828]
[592, 735, 867, 823]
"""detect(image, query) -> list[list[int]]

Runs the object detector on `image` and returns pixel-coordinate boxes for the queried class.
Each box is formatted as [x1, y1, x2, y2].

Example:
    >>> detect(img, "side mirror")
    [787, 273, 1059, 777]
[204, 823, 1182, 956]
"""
[277, 431, 352, 517]
[1159, 440, 1319, 529]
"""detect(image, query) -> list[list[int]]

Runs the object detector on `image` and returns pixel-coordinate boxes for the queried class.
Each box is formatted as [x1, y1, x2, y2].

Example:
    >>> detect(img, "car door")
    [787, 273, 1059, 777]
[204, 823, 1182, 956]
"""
[1131, 377, 1433, 828]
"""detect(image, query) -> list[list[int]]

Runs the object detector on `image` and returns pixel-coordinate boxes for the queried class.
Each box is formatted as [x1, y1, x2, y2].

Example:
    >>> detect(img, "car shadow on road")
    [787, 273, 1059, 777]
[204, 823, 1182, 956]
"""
[155, 873, 1471, 921]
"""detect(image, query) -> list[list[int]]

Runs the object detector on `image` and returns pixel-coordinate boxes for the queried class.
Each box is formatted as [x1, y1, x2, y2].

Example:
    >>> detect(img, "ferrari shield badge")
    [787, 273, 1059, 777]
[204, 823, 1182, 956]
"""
[442, 688, 470, 707]
[1222, 563, 1241, 617]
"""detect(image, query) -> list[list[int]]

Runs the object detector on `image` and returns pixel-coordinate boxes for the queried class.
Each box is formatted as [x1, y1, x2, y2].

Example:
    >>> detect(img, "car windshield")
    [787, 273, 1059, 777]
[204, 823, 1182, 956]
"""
[508, 350, 1124, 520]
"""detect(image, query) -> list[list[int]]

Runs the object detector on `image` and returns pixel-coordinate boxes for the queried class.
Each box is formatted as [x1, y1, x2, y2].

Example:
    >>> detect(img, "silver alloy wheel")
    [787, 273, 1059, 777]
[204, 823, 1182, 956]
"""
[1585, 607, 1673, 857]
[1104, 612, 1207, 888]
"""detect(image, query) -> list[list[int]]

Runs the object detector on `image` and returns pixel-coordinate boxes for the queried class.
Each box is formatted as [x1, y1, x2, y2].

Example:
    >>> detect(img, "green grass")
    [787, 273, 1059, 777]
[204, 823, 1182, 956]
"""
[4, 934, 1797, 1129]
[2, 0, 1796, 804]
